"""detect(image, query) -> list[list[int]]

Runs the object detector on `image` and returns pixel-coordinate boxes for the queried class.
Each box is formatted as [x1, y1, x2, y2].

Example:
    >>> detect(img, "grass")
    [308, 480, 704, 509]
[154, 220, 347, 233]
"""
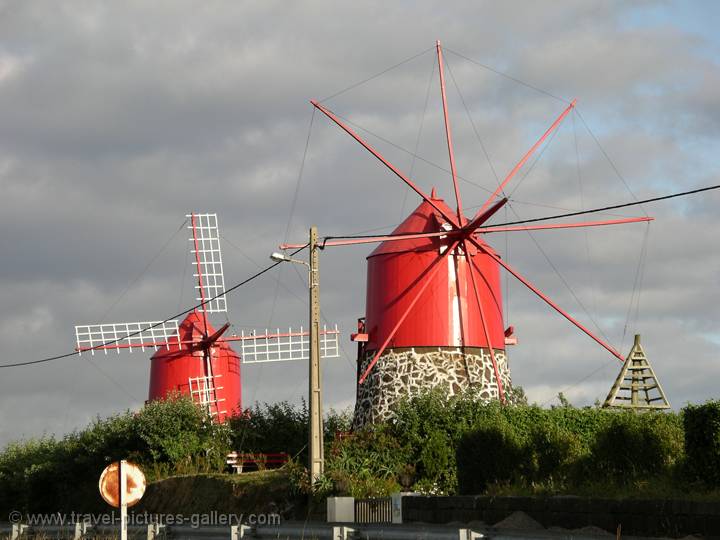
[134, 469, 297, 515]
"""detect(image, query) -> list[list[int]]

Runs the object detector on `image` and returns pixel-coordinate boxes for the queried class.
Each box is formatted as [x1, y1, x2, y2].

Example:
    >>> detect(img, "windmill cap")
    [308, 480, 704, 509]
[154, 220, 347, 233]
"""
[368, 194, 458, 258]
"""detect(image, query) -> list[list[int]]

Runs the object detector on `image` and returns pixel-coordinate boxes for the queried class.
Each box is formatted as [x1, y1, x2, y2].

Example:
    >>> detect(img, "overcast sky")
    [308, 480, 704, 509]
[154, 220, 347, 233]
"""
[1, 1, 718, 446]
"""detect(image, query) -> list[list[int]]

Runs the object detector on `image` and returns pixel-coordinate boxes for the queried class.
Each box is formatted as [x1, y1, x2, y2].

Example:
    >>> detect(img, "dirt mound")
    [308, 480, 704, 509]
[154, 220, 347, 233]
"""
[493, 511, 544, 530]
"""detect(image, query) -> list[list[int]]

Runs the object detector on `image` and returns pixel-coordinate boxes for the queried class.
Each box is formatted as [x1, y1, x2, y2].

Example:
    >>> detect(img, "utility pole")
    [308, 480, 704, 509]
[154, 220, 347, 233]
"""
[308, 225, 324, 481]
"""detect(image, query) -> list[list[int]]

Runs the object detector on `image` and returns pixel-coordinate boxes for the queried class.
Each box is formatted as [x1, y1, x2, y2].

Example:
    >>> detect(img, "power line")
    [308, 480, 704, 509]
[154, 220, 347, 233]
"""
[488, 183, 718, 228]
[320, 183, 720, 244]
[0, 245, 309, 369]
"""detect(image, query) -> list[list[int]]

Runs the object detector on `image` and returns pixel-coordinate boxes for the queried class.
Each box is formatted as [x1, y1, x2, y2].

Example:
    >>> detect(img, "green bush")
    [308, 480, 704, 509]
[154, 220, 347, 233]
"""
[539, 406, 615, 451]
[136, 394, 231, 467]
[589, 411, 683, 482]
[418, 431, 454, 488]
[456, 417, 528, 494]
[683, 401, 720, 486]
[325, 426, 408, 497]
[0, 389, 697, 513]
[227, 401, 351, 464]
[0, 395, 233, 514]
[228, 401, 308, 461]
[0, 438, 65, 515]
[391, 390, 507, 493]
[528, 420, 583, 483]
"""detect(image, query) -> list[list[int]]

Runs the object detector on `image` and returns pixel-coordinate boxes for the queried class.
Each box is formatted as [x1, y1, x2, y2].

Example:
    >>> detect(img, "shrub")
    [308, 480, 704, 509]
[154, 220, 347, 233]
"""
[324, 408, 353, 443]
[589, 411, 683, 482]
[391, 390, 506, 494]
[418, 430, 455, 490]
[326, 425, 409, 494]
[0, 395, 233, 514]
[228, 401, 308, 461]
[0, 437, 65, 514]
[528, 420, 583, 483]
[541, 406, 615, 452]
[134, 394, 231, 468]
[456, 417, 528, 494]
[683, 401, 720, 486]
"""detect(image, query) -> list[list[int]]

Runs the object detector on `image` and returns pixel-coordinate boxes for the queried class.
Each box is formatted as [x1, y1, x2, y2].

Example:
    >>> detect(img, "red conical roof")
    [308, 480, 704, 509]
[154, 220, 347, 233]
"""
[368, 192, 458, 258]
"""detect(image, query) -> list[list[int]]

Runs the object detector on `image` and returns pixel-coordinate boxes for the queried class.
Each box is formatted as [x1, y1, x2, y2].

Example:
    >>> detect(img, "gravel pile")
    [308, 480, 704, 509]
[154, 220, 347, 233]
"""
[493, 511, 544, 530]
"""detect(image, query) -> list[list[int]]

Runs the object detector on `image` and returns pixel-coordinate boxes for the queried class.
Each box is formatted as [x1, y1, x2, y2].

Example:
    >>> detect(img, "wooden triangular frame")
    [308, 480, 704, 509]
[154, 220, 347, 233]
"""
[603, 334, 670, 410]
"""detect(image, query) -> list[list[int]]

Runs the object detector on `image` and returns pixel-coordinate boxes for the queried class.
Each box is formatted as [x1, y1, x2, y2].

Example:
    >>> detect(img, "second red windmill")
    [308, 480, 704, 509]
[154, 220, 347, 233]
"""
[75, 213, 340, 422]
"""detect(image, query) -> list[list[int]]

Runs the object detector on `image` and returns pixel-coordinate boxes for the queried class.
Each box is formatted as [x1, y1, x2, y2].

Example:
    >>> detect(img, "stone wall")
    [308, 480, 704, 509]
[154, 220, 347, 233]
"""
[353, 346, 512, 428]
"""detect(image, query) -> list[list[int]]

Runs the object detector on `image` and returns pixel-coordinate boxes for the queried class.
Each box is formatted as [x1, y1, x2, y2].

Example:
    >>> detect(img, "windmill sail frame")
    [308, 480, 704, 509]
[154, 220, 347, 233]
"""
[188, 213, 227, 313]
[75, 320, 181, 355]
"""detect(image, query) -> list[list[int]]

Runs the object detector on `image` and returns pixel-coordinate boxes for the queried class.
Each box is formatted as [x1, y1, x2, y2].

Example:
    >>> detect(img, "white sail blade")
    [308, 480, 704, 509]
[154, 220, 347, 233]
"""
[238, 325, 340, 364]
[188, 374, 227, 417]
[188, 213, 227, 313]
[75, 320, 181, 355]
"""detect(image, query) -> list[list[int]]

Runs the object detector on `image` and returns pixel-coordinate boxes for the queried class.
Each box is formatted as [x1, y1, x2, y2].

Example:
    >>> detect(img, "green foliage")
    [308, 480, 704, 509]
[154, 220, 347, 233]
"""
[418, 431, 453, 487]
[0, 395, 231, 514]
[324, 408, 353, 442]
[388, 389, 503, 493]
[456, 416, 528, 494]
[385, 389, 686, 496]
[324, 426, 408, 498]
[228, 401, 308, 461]
[0, 390, 706, 514]
[556, 392, 572, 408]
[226, 401, 352, 465]
[505, 384, 529, 406]
[588, 411, 683, 482]
[136, 394, 231, 466]
[527, 420, 583, 483]
[0, 437, 65, 515]
[539, 406, 615, 450]
[683, 401, 720, 486]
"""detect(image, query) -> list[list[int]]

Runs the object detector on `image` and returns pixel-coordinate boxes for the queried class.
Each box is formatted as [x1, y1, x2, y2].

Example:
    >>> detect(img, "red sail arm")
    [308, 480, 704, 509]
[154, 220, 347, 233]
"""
[436, 40, 463, 224]
[281, 214, 650, 249]
[462, 239, 506, 402]
[463, 198, 508, 232]
[359, 239, 460, 384]
[473, 99, 576, 219]
[311, 100, 461, 229]
[466, 236, 624, 362]
[221, 328, 340, 342]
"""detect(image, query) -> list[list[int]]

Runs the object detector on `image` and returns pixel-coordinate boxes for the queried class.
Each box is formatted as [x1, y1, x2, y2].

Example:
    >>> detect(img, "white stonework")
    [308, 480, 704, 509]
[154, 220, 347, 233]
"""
[353, 347, 512, 428]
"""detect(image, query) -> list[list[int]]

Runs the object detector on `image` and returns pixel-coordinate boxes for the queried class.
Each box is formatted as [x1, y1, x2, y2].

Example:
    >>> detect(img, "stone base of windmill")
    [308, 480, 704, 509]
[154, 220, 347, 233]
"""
[352, 346, 513, 429]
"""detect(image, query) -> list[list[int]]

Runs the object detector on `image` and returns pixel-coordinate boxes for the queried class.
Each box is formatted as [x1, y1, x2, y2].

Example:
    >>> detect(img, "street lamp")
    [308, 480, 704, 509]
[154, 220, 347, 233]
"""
[270, 226, 324, 482]
[270, 252, 308, 267]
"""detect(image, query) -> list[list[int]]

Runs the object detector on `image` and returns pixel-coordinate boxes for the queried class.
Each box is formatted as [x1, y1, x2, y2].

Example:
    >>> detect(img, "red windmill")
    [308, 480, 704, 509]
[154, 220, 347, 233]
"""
[75, 213, 340, 422]
[283, 41, 652, 426]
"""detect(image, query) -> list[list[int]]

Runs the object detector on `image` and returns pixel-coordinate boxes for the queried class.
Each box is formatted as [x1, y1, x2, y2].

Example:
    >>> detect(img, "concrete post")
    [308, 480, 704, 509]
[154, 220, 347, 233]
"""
[308, 225, 324, 482]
